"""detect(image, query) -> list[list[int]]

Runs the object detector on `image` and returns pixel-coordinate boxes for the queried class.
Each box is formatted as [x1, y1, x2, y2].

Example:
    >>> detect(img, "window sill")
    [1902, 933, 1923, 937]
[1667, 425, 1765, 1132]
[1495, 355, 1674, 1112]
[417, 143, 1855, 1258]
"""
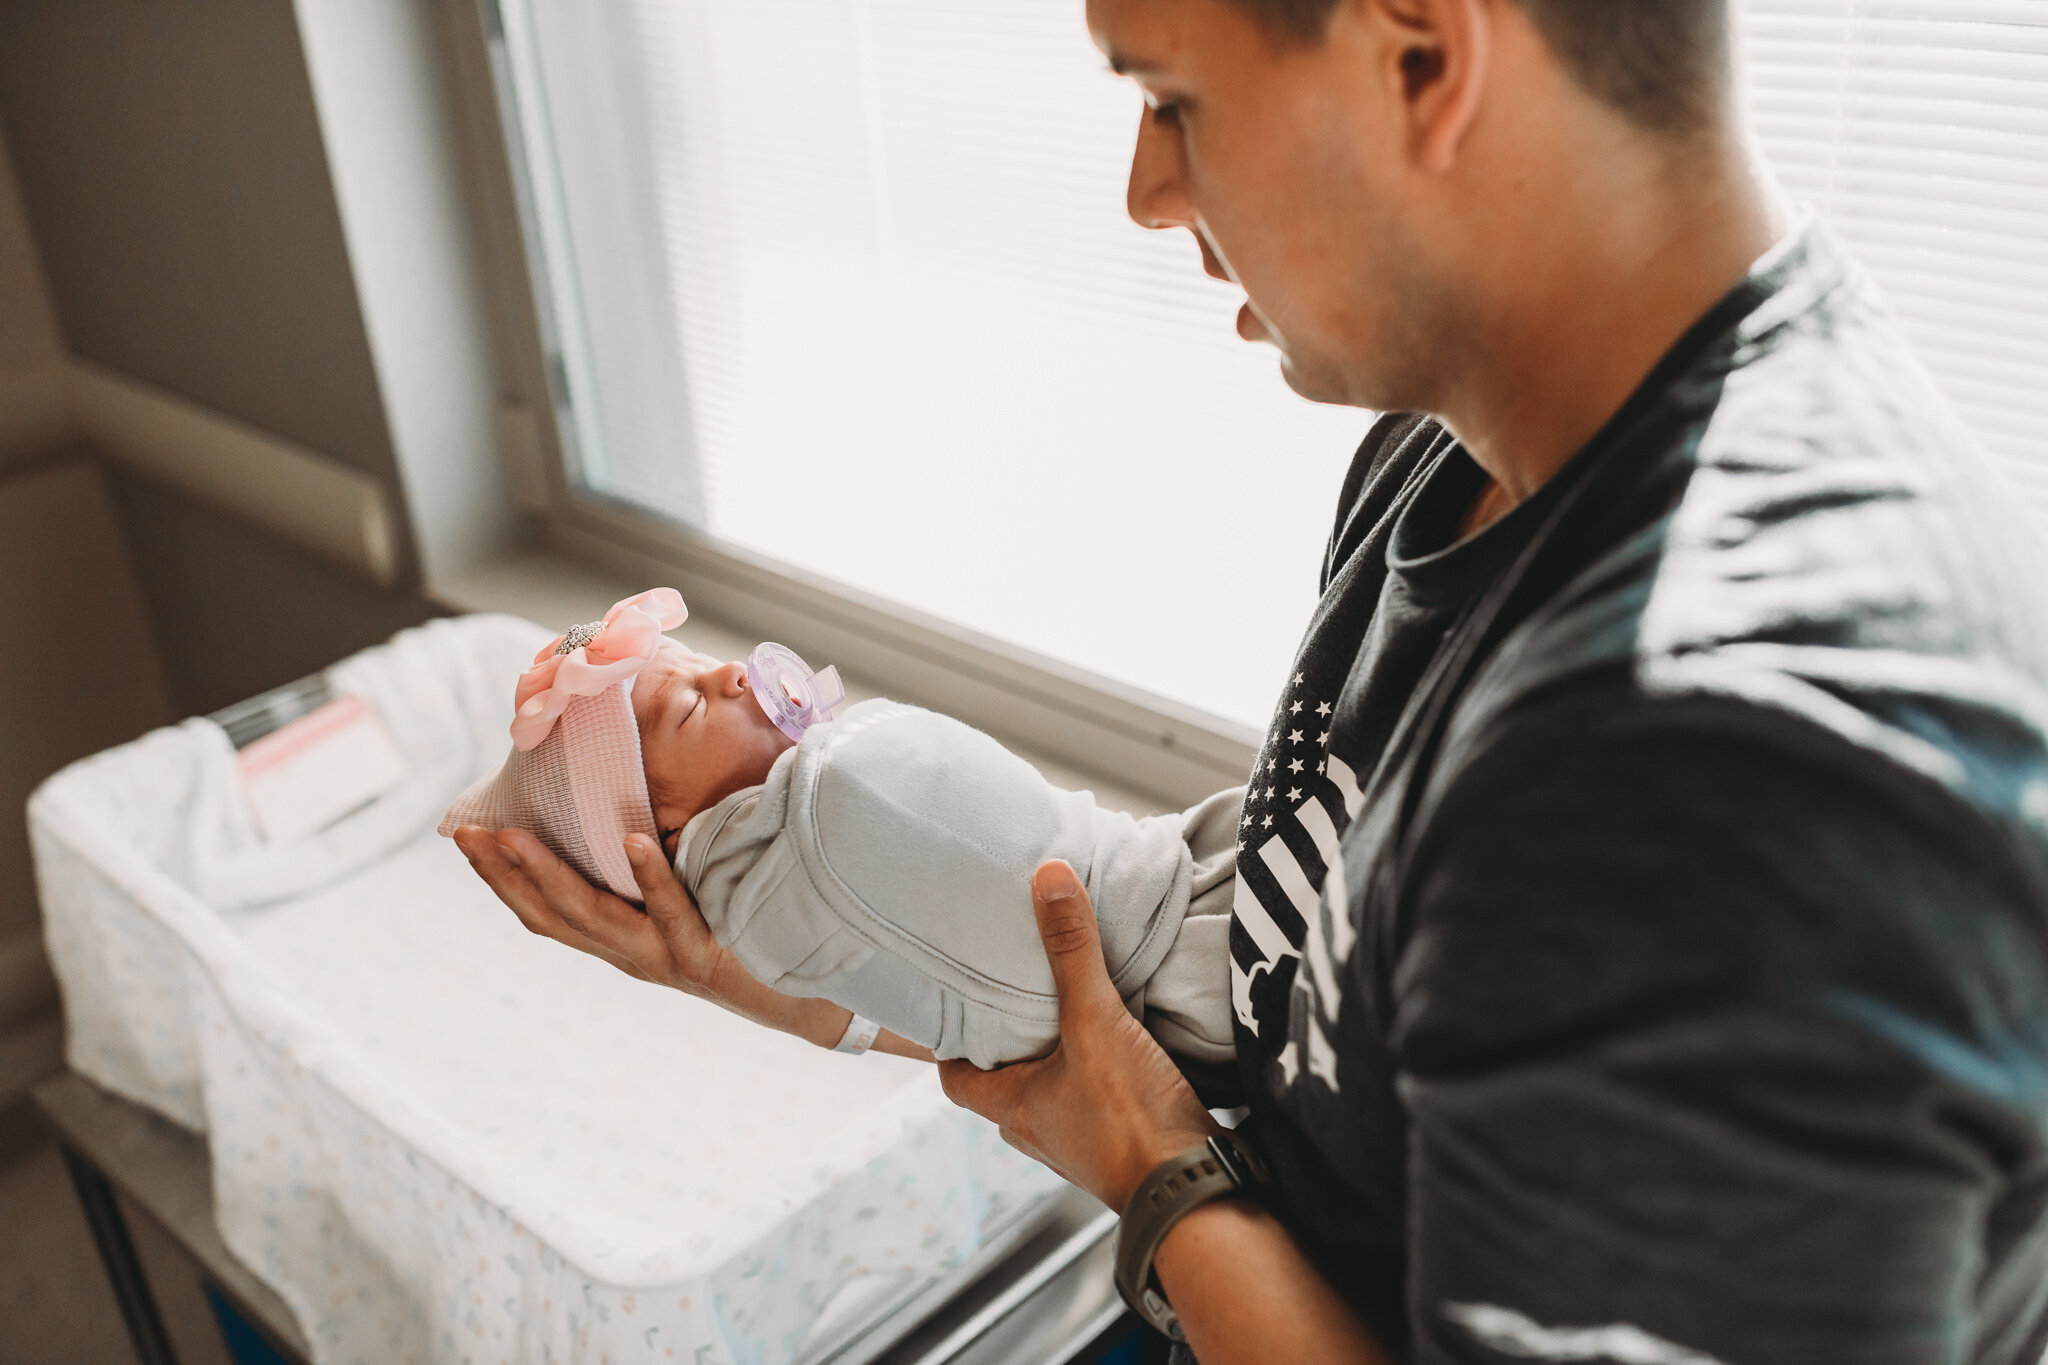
[431, 548, 1195, 817]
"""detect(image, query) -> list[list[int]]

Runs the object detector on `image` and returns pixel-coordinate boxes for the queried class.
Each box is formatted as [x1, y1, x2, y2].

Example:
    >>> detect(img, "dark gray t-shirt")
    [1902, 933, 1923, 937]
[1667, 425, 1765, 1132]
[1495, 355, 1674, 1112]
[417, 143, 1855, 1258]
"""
[1223, 222, 2048, 1363]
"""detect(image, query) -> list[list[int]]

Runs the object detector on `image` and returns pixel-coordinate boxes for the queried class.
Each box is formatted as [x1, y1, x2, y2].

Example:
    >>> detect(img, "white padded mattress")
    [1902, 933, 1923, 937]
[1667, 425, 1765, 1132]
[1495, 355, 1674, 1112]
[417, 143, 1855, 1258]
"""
[30, 614, 1060, 1365]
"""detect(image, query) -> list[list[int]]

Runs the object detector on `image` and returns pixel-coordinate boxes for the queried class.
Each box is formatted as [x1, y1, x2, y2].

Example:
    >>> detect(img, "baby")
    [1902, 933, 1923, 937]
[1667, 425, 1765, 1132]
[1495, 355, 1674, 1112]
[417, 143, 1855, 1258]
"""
[441, 589, 1237, 1072]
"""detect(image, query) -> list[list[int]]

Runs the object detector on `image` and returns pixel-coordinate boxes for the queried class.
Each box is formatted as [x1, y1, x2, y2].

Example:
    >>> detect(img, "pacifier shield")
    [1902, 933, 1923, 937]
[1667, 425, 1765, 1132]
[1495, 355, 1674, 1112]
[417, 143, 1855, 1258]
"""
[746, 643, 846, 743]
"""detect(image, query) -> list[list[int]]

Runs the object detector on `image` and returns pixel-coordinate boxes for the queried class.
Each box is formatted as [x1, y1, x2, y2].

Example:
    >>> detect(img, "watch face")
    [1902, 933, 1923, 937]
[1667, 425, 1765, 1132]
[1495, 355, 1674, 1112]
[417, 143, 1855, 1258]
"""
[1216, 1130, 1272, 1187]
[1145, 1286, 1187, 1342]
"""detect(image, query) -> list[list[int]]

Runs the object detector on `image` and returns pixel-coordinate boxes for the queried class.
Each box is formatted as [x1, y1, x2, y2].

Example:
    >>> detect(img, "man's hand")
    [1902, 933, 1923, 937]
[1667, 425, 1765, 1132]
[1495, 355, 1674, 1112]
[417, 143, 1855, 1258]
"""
[937, 859, 1221, 1210]
[452, 825, 866, 1050]
[944, 859, 1388, 1363]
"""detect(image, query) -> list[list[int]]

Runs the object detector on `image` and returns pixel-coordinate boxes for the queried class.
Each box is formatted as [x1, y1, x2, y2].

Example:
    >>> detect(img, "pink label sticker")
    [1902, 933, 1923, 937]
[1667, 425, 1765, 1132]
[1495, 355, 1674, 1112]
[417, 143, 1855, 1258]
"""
[237, 695, 407, 843]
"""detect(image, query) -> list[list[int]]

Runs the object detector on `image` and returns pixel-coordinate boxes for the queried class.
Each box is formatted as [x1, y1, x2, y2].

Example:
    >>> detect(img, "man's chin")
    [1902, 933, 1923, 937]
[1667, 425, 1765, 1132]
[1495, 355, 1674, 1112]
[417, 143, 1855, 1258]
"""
[1241, 306, 1348, 406]
[1235, 300, 1268, 344]
[1274, 349, 1357, 408]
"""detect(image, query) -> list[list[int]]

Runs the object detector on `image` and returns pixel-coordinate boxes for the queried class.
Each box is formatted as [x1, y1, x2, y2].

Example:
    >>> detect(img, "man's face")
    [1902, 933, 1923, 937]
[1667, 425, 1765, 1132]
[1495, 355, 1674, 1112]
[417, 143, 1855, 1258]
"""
[1089, 0, 1447, 410]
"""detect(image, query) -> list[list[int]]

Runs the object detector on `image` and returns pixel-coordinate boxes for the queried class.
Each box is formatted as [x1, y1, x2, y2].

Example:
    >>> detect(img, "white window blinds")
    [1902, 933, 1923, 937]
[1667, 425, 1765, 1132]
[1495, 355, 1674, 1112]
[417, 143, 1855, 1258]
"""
[1737, 1, 2048, 511]
[497, 1, 2048, 729]
[499, 0, 1366, 729]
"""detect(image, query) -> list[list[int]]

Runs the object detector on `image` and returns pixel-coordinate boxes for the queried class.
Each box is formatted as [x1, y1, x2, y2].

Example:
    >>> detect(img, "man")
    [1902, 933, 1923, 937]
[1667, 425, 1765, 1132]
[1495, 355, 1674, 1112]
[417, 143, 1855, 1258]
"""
[461, 0, 2048, 1360]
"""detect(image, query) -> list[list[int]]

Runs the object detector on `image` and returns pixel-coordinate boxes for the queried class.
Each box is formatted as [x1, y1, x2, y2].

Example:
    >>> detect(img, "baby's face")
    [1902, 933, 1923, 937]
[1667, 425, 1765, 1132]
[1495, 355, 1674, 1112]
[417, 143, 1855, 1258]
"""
[631, 643, 795, 860]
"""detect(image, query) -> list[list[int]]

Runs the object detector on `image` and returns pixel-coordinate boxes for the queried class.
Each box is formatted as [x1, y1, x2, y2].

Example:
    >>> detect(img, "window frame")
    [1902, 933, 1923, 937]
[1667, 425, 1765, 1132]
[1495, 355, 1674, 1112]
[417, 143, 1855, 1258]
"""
[442, 0, 1265, 809]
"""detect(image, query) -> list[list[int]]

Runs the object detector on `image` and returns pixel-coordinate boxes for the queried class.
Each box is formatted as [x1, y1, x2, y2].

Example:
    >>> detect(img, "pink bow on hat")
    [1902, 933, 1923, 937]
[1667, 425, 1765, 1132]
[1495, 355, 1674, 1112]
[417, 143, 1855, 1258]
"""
[509, 588, 688, 750]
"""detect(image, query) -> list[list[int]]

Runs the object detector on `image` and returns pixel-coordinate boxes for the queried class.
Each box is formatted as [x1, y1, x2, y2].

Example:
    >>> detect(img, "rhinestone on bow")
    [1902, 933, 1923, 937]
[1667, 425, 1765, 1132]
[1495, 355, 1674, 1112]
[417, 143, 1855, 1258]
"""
[555, 620, 606, 656]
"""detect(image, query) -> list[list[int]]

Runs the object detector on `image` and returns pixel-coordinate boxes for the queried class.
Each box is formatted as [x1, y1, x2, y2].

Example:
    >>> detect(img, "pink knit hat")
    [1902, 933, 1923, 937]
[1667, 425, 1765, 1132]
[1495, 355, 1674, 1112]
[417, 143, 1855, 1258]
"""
[439, 589, 688, 900]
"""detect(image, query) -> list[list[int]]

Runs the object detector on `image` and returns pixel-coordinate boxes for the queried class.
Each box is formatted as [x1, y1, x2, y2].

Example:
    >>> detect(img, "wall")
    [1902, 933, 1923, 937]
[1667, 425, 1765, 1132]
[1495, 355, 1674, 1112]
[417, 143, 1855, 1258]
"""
[0, 78, 118, 1089]
[0, 461, 177, 1099]
[109, 469, 434, 716]
[0, 0, 437, 715]
[0, 0, 462, 1099]
[0, 114, 64, 469]
[0, 0, 402, 489]
[0, 116, 58, 372]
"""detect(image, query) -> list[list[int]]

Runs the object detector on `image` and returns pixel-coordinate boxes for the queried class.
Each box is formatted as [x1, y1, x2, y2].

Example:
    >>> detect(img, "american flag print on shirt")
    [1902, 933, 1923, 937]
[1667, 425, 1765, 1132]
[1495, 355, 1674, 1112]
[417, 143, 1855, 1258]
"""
[1232, 670, 1365, 1093]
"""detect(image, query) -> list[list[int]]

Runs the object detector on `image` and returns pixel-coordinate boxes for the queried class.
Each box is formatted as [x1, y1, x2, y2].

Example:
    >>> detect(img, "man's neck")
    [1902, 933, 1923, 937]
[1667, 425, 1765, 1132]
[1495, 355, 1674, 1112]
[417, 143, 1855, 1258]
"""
[1444, 131, 1789, 528]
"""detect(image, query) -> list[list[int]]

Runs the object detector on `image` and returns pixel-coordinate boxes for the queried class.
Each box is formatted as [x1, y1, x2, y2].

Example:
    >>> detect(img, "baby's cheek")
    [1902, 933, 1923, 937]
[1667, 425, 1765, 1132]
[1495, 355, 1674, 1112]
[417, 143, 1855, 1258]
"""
[640, 731, 691, 805]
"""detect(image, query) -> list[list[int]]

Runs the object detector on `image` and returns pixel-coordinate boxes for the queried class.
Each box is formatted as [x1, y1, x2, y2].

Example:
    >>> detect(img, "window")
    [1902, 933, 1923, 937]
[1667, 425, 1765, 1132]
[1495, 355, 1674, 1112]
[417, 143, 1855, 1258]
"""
[491, 0, 1366, 733]
[489, 0, 2048, 736]
[1738, 2, 2048, 511]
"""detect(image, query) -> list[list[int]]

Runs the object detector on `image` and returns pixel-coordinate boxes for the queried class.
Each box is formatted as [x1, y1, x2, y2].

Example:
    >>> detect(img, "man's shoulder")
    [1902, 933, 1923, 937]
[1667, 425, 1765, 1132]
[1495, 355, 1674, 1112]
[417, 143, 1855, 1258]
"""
[1406, 242, 2048, 1039]
[1395, 688, 2048, 1071]
[1457, 252, 2048, 829]
[1650, 246, 2048, 670]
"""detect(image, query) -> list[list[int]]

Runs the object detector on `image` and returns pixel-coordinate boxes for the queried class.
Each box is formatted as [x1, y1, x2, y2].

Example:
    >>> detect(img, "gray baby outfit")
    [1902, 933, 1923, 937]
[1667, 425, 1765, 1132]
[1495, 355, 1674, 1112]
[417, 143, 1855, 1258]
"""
[678, 699, 1237, 1069]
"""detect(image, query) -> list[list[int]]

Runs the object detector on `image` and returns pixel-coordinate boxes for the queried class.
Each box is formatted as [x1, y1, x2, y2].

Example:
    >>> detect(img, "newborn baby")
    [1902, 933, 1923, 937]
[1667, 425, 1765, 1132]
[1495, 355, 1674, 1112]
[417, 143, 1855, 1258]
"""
[441, 590, 1237, 1071]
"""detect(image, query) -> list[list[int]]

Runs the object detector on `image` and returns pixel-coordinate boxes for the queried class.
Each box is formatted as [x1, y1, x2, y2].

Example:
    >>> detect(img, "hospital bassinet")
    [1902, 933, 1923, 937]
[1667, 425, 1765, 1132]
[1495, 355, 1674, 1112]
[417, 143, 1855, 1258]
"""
[29, 613, 1063, 1365]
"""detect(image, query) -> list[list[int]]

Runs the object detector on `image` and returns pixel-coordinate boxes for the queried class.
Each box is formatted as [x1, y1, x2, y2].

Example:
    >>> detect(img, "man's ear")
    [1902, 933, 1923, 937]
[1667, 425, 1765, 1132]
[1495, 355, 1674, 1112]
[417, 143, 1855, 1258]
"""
[1363, 0, 1492, 174]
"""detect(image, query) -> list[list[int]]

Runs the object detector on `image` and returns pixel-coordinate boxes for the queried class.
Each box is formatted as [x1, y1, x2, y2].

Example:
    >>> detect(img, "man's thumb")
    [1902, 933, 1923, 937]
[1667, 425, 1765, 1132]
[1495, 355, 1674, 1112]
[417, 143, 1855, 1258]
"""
[1032, 860, 1119, 1019]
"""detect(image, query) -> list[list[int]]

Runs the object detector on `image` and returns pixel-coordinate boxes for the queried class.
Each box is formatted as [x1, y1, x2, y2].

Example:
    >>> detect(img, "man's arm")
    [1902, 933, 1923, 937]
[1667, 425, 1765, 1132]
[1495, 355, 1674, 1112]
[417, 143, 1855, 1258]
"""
[1155, 1199, 1391, 1364]
[462, 822, 1379, 1353]
[937, 861, 1394, 1365]
[1392, 706, 2038, 1363]
[454, 826, 935, 1059]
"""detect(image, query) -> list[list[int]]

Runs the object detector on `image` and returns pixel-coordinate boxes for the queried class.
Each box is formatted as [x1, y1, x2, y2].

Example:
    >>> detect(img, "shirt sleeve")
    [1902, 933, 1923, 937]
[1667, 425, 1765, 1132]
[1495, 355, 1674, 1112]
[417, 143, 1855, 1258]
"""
[1393, 699, 2048, 1365]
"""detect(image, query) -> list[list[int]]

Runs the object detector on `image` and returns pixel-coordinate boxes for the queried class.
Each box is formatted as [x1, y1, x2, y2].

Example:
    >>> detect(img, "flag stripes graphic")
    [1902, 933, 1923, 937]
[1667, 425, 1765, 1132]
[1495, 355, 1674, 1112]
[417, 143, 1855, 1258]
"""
[1231, 676, 1361, 1039]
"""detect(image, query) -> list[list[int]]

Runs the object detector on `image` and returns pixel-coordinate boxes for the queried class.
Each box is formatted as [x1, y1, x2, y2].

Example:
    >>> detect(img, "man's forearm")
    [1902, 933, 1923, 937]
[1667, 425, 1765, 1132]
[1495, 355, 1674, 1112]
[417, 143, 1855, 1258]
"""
[1153, 1198, 1393, 1365]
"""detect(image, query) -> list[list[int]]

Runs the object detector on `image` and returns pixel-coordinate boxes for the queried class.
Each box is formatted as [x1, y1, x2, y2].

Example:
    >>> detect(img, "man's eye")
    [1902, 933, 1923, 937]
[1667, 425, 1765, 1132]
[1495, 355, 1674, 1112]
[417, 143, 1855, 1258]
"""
[1149, 100, 1182, 127]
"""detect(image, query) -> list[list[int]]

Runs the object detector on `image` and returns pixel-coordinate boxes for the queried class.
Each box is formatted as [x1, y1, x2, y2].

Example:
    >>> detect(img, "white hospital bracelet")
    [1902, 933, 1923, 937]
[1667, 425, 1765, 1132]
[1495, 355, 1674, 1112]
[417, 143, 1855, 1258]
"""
[833, 1013, 881, 1055]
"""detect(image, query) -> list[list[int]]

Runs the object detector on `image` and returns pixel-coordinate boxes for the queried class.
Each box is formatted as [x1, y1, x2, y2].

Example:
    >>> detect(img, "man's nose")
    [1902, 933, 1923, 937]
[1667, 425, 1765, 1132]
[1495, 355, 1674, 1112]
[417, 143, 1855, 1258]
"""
[1125, 108, 1194, 232]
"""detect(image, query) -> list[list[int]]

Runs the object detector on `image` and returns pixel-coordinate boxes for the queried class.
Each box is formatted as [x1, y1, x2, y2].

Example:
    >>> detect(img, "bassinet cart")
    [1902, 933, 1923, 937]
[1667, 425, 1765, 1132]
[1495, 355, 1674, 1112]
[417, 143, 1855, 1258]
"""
[30, 613, 1072, 1365]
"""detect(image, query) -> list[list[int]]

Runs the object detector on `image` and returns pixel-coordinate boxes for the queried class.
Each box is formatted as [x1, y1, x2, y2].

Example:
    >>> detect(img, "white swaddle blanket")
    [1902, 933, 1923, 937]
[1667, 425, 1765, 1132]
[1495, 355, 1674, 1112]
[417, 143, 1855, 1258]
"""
[681, 700, 1241, 1071]
[31, 615, 1060, 1365]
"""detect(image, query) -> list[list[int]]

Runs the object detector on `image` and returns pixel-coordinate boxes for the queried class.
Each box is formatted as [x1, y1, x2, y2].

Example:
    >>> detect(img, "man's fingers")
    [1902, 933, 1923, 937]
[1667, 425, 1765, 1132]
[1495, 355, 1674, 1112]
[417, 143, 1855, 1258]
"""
[938, 1060, 1055, 1172]
[937, 1057, 1017, 1118]
[625, 835, 713, 954]
[457, 827, 572, 938]
[455, 828, 652, 979]
[498, 828, 674, 971]
[1030, 860, 1125, 1025]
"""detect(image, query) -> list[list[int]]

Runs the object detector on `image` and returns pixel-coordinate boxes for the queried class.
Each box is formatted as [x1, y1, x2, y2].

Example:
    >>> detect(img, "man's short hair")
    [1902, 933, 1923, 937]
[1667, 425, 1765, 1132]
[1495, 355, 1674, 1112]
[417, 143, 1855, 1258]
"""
[1238, 0, 1731, 135]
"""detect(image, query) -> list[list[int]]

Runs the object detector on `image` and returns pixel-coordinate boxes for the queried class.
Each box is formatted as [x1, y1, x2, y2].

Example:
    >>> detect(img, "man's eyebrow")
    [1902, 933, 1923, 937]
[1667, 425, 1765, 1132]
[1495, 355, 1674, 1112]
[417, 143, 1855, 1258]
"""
[1105, 50, 1163, 76]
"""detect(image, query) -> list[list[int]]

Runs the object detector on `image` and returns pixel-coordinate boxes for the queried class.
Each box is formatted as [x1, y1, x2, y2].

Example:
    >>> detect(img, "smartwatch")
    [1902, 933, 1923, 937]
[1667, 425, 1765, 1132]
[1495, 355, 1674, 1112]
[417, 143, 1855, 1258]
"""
[1114, 1130, 1272, 1341]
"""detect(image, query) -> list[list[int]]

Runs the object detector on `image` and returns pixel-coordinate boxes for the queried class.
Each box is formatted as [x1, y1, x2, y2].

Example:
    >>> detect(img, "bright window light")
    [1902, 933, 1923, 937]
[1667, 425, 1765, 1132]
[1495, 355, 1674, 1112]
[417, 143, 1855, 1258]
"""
[1739, 2, 2048, 510]
[496, 1, 2048, 730]
[497, 0, 1367, 730]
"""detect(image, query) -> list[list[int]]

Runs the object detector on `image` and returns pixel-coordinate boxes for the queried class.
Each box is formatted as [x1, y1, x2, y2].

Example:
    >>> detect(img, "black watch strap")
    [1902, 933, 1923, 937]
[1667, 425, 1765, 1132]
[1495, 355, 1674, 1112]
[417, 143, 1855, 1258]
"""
[1114, 1131, 1271, 1341]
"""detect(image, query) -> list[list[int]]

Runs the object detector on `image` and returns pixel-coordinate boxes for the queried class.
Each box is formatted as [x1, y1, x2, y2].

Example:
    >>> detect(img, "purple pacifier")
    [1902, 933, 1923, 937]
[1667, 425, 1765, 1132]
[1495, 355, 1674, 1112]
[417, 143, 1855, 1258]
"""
[746, 642, 846, 743]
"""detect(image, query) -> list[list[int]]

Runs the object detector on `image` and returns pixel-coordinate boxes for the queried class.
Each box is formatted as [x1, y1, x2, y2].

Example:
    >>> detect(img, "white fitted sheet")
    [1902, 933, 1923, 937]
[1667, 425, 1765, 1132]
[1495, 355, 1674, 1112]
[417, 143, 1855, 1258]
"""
[31, 614, 1061, 1365]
